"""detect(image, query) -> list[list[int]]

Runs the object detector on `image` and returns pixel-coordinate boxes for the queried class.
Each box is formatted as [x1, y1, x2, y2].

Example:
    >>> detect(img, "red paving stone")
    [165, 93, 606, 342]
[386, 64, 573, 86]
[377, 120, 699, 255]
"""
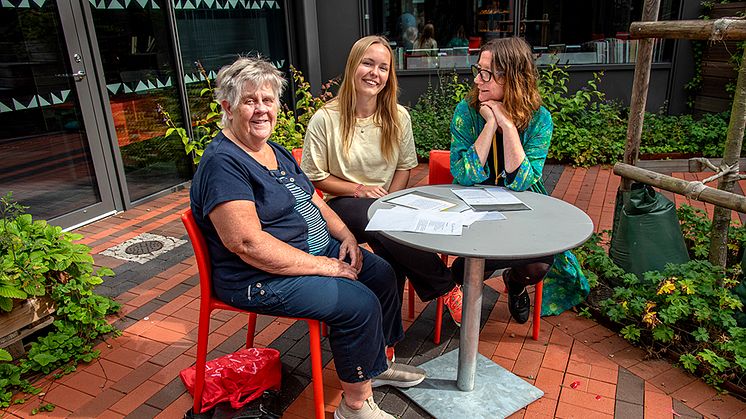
[7, 165, 745, 418]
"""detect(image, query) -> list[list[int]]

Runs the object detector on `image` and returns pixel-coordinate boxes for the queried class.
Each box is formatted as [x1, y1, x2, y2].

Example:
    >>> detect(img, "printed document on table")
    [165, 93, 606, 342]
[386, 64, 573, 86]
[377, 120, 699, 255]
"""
[451, 187, 531, 211]
[384, 191, 458, 211]
[366, 208, 462, 235]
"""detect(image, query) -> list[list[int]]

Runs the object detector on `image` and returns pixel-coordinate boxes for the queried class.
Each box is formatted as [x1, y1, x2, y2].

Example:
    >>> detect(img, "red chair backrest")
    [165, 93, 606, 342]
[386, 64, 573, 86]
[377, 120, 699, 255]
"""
[181, 209, 215, 302]
[292, 148, 303, 166]
[428, 150, 453, 185]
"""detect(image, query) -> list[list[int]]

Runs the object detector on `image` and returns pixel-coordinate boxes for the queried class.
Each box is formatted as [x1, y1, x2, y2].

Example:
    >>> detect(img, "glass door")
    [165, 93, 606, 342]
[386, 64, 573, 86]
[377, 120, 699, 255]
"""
[0, 0, 117, 227]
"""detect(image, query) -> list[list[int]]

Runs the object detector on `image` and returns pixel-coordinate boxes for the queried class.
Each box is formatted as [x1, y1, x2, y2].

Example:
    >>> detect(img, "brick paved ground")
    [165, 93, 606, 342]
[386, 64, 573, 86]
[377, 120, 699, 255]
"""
[2, 163, 745, 419]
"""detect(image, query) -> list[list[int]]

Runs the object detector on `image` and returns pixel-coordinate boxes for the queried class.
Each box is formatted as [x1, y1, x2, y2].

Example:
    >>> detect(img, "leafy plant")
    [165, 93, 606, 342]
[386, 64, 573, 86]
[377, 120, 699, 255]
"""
[540, 65, 627, 166]
[575, 204, 746, 388]
[161, 63, 337, 165]
[271, 66, 338, 151]
[0, 193, 120, 409]
[409, 72, 471, 158]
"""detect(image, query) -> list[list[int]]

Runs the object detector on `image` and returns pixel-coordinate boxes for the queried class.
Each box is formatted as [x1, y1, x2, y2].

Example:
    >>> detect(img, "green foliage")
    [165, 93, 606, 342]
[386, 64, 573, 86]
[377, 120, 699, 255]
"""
[0, 193, 120, 409]
[271, 67, 338, 151]
[161, 63, 337, 166]
[597, 260, 745, 386]
[540, 66, 627, 166]
[409, 72, 471, 158]
[677, 204, 746, 265]
[574, 206, 746, 388]
[539, 65, 731, 167]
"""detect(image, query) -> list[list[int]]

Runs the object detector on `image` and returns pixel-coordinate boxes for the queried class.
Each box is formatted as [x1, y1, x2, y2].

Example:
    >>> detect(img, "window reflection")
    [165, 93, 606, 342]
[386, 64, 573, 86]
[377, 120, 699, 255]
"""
[374, 0, 677, 70]
[0, 0, 101, 219]
[89, 0, 192, 202]
[174, 0, 289, 129]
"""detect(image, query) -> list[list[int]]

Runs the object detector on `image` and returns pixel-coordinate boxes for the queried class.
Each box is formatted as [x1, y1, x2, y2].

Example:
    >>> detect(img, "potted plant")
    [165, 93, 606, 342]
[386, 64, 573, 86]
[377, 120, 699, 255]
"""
[0, 193, 120, 411]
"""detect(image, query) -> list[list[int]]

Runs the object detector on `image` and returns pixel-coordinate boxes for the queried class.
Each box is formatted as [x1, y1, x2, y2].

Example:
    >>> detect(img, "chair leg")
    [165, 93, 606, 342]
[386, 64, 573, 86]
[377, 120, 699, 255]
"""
[532, 281, 543, 341]
[433, 296, 443, 345]
[193, 307, 213, 414]
[322, 322, 329, 337]
[306, 320, 326, 419]
[247, 312, 258, 348]
[407, 281, 415, 319]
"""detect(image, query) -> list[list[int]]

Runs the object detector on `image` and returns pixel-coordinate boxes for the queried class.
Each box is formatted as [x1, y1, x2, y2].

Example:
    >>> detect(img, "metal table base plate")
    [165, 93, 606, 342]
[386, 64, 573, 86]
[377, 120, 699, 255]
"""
[401, 349, 543, 419]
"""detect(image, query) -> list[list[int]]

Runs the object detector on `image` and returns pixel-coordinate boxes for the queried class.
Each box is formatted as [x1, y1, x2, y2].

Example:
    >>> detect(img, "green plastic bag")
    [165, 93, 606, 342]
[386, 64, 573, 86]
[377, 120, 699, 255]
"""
[609, 183, 690, 280]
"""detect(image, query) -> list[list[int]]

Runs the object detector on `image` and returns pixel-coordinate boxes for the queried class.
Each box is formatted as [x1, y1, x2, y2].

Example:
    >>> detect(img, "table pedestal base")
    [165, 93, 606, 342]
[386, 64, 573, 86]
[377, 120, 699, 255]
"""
[400, 349, 543, 419]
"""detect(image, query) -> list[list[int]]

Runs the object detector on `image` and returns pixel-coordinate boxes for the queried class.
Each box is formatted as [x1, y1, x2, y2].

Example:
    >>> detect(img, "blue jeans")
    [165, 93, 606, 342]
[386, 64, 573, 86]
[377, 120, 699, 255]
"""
[214, 239, 403, 383]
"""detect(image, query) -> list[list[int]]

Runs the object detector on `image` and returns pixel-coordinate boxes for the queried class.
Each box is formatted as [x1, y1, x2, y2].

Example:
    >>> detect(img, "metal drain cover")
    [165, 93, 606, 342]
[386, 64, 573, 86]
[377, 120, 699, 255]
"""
[125, 240, 164, 255]
[101, 232, 187, 264]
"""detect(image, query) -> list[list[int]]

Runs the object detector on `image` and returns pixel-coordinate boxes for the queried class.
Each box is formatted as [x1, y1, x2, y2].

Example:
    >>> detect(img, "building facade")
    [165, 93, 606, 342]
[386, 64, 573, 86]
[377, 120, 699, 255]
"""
[0, 0, 698, 229]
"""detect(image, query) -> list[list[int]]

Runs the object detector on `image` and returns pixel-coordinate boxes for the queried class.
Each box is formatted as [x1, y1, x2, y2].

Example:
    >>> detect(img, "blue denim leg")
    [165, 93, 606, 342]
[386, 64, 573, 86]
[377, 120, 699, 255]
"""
[214, 240, 402, 384]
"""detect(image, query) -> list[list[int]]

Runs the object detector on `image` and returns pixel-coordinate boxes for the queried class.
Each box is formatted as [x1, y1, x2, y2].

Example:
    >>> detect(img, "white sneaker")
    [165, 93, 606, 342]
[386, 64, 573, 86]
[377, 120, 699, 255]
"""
[334, 395, 395, 419]
[370, 360, 426, 388]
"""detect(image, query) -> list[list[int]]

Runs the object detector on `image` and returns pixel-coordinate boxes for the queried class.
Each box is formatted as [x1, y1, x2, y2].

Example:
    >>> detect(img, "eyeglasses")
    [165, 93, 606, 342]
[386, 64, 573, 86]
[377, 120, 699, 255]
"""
[471, 64, 505, 83]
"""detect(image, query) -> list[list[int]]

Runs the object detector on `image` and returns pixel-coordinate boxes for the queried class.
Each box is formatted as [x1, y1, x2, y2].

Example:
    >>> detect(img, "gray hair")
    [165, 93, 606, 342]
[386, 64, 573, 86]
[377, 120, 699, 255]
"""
[214, 56, 287, 128]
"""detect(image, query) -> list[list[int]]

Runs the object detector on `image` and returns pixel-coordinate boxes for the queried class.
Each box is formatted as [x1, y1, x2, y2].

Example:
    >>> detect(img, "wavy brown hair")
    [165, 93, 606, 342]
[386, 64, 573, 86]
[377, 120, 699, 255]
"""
[326, 35, 400, 161]
[467, 37, 541, 131]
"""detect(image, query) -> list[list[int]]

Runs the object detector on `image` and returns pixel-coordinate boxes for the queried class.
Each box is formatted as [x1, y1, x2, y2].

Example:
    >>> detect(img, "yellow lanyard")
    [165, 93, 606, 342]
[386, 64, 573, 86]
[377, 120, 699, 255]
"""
[491, 134, 502, 184]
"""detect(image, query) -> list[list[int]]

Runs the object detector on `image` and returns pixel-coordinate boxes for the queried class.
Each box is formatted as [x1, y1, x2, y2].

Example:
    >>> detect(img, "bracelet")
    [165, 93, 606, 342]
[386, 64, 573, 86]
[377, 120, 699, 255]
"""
[353, 184, 364, 198]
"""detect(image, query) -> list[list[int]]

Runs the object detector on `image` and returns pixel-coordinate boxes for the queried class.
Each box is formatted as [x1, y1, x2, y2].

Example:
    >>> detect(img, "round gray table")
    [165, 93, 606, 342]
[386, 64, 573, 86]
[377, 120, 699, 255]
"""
[368, 185, 593, 392]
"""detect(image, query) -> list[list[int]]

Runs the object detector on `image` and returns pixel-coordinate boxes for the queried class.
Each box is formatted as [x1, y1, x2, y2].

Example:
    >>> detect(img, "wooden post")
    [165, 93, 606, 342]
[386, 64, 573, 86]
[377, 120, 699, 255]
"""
[708, 47, 746, 268]
[613, 163, 746, 213]
[621, 0, 661, 192]
[629, 18, 746, 40]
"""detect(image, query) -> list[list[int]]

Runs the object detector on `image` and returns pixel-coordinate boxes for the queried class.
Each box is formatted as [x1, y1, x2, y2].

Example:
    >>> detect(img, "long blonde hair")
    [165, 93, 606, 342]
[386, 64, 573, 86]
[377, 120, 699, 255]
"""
[467, 37, 541, 131]
[328, 36, 400, 161]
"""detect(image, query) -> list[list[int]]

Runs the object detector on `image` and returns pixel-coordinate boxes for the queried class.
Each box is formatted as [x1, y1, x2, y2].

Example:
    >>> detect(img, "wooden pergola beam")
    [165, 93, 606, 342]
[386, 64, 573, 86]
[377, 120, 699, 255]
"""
[630, 18, 746, 40]
[613, 163, 746, 213]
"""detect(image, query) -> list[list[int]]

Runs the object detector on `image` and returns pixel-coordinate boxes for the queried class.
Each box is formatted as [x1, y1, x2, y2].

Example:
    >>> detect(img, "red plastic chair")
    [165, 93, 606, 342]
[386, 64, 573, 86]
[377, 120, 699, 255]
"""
[181, 209, 326, 418]
[426, 150, 543, 341]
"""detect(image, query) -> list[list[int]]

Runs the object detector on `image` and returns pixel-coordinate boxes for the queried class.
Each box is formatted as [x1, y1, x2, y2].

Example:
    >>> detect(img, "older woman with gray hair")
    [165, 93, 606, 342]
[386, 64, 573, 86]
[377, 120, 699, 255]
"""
[189, 56, 424, 419]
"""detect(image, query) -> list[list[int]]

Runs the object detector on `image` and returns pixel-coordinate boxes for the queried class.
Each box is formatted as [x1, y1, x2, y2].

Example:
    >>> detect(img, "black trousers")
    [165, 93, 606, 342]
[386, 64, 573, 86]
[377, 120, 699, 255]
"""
[450, 255, 554, 288]
[328, 197, 456, 302]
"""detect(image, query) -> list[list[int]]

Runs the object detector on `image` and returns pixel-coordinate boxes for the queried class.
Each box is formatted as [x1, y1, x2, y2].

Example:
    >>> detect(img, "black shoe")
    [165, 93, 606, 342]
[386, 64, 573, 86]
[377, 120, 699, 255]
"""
[503, 269, 531, 324]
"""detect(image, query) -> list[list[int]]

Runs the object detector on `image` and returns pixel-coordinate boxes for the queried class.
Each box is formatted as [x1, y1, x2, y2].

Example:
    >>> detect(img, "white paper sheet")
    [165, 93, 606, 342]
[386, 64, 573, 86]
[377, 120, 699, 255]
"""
[365, 207, 505, 235]
[386, 192, 457, 211]
[451, 188, 502, 205]
[482, 186, 525, 204]
[366, 208, 462, 235]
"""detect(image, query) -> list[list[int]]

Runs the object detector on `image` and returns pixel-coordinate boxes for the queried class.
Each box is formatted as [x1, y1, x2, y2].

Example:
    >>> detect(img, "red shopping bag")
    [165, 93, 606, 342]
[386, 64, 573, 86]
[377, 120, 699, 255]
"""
[180, 347, 281, 413]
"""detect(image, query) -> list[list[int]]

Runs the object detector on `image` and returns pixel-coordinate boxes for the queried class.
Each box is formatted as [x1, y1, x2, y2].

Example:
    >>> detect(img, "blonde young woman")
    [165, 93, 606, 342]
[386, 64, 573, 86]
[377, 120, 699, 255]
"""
[450, 37, 589, 323]
[301, 36, 464, 326]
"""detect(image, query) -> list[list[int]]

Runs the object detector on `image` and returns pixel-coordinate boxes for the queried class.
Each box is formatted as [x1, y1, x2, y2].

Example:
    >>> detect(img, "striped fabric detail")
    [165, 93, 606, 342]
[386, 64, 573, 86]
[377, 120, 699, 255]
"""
[284, 182, 330, 255]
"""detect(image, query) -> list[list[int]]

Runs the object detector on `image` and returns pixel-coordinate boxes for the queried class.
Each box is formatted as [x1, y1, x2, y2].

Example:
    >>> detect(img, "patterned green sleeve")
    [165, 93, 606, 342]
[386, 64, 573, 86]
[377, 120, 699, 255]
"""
[450, 100, 489, 186]
[504, 107, 553, 192]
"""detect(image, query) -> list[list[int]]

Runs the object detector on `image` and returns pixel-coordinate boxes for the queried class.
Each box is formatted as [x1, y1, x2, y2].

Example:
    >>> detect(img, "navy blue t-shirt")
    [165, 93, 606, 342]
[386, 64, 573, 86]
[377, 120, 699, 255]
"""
[190, 133, 325, 290]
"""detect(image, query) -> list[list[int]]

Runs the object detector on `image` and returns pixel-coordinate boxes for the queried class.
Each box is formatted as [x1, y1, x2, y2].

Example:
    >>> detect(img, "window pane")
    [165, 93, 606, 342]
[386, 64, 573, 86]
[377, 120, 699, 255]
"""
[374, 0, 679, 69]
[0, 1, 102, 219]
[89, 0, 192, 202]
[521, 0, 679, 65]
[174, 0, 290, 128]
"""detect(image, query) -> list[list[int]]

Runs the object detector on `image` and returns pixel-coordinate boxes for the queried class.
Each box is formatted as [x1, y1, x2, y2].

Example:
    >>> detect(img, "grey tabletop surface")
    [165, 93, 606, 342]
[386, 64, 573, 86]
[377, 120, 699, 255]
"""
[367, 185, 594, 259]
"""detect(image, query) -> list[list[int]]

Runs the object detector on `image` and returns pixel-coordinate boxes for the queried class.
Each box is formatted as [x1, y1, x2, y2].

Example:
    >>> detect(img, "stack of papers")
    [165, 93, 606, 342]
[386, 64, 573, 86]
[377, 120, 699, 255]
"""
[365, 207, 505, 236]
[451, 187, 531, 212]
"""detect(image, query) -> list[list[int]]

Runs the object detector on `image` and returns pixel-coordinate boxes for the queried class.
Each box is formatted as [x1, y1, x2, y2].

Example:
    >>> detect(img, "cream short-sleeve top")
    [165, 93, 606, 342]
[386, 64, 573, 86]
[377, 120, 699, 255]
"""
[301, 104, 418, 197]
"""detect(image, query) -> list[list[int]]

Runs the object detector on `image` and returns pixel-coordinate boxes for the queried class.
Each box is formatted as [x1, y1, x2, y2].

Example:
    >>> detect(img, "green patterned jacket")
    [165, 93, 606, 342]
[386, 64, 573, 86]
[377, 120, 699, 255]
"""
[449, 99, 590, 316]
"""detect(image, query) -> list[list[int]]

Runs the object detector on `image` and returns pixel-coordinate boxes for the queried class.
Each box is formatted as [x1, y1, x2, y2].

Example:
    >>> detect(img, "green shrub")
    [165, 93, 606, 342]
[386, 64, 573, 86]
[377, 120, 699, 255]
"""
[0, 193, 120, 409]
[540, 65, 730, 167]
[409, 72, 470, 158]
[574, 205, 746, 388]
[161, 64, 337, 166]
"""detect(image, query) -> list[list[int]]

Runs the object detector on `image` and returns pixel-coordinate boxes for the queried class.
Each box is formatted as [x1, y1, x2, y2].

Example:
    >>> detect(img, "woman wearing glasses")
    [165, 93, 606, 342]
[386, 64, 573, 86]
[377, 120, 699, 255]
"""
[450, 37, 589, 323]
